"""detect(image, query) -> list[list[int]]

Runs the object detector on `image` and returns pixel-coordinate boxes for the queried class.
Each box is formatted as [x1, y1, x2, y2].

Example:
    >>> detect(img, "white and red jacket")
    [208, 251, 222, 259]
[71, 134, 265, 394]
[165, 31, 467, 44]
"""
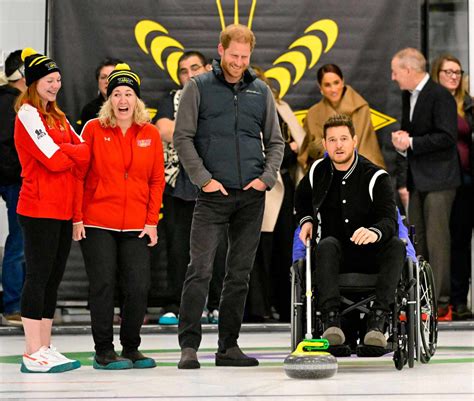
[14, 103, 90, 220]
[74, 119, 165, 231]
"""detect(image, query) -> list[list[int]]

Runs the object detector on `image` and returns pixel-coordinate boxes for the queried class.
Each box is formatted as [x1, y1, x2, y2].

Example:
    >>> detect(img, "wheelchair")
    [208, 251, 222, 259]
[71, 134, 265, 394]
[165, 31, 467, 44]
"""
[290, 224, 438, 370]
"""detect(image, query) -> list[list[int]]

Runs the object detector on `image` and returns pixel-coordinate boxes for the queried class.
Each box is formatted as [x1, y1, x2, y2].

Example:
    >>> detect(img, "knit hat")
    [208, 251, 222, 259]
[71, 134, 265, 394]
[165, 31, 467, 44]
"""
[106, 63, 141, 98]
[5, 50, 24, 82]
[21, 48, 60, 87]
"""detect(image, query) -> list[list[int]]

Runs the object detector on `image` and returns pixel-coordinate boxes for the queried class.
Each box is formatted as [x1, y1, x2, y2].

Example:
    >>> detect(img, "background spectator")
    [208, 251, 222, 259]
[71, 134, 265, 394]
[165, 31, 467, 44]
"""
[431, 54, 472, 320]
[79, 57, 122, 128]
[300, 63, 385, 170]
[0, 50, 26, 326]
[391, 48, 461, 320]
[153, 51, 225, 326]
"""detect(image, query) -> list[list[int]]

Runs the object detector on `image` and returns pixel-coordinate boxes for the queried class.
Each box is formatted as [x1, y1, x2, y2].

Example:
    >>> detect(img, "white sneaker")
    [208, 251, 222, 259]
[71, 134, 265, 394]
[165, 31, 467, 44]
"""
[21, 346, 78, 373]
[208, 309, 219, 324]
[200, 309, 209, 324]
[47, 345, 81, 369]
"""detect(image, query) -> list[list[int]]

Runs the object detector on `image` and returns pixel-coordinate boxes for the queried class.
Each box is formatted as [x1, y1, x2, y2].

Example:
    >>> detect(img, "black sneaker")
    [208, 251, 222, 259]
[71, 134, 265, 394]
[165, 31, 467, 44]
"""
[452, 304, 473, 321]
[93, 350, 133, 370]
[215, 346, 259, 367]
[364, 309, 388, 348]
[121, 349, 156, 369]
[322, 310, 345, 346]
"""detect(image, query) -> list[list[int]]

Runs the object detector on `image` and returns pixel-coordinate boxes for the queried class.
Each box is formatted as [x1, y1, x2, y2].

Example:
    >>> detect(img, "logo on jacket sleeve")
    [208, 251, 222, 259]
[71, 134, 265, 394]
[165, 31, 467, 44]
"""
[35, 128, 46, 139]
[137, 139, 152, 147]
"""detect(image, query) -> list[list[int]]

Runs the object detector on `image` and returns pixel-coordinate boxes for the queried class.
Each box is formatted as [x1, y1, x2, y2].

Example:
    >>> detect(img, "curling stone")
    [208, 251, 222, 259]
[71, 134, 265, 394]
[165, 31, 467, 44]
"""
[284, 339, 337, 379]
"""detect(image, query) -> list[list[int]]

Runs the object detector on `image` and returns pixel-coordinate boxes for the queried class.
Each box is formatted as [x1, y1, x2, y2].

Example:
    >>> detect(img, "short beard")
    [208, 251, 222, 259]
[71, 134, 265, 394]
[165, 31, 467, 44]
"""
[331, 152, 354, 169]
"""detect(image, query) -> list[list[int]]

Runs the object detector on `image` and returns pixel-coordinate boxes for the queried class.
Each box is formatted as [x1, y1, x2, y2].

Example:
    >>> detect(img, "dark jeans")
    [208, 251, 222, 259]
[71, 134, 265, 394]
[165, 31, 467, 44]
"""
[80, 228, 151, 353]
[163, 193, 226, 313]
[178, 188, 264, 352]
[315, 236, 406, 313]
[19, 215, 72, 319]
[0, 183, 25, 314]
[450, 174, 472, 307]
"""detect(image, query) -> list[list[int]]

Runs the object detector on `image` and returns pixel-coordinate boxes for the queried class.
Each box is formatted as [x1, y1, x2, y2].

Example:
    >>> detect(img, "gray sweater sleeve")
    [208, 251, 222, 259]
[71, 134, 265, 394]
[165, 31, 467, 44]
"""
[173, 80, 212, 188]
[260, 87, 284, 189]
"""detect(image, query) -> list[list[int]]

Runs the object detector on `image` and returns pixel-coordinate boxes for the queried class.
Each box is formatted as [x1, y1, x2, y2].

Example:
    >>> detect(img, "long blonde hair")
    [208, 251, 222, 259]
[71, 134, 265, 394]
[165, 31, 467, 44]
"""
[98, 96, 150, 128]
[14, 81, 68, 130]
[431, 54, 466, 117]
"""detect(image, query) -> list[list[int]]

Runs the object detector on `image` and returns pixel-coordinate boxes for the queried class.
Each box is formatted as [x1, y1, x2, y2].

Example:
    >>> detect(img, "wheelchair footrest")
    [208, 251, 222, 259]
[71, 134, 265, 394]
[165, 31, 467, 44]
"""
[327, 345, 352, 357]
[356, 344, 391, 357]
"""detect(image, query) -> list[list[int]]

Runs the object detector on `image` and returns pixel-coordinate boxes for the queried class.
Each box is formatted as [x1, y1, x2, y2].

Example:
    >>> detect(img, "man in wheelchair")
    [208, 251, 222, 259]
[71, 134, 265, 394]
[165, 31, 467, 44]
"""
[295, 114, 406, 349]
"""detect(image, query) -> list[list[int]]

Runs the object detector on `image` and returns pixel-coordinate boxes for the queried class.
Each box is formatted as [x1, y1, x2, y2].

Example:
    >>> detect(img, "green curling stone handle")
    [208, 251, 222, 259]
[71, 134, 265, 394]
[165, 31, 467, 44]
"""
[296, 338, 330, 353]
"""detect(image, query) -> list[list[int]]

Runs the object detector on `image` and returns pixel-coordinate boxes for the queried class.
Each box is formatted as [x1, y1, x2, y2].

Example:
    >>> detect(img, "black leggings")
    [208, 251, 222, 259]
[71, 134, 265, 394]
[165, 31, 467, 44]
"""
[80, 228, 151, 353]
[19, 215, 72, 320]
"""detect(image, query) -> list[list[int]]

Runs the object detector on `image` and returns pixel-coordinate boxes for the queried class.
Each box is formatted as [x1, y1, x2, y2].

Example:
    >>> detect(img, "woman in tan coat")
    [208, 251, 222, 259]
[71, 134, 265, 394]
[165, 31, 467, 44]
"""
[301, 64, 385, 169]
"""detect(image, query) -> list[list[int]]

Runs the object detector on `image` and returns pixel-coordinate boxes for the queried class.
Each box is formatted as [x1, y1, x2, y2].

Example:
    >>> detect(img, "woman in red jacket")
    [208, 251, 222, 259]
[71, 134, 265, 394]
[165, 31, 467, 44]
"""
[14, 48, 89, 373]
[73, 64, 165, 370]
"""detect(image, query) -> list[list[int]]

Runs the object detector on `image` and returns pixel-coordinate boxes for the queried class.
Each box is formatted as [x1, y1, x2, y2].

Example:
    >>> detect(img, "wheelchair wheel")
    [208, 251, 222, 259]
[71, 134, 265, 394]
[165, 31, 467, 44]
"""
[394, 349, 407, 371]
[417, 257, 438, 363]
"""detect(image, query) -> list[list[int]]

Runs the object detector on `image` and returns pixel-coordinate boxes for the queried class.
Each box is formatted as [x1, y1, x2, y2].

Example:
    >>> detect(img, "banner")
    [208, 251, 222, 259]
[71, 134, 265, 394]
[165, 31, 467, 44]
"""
[50, 0, 420, 302]
[50, 0, 420, 132]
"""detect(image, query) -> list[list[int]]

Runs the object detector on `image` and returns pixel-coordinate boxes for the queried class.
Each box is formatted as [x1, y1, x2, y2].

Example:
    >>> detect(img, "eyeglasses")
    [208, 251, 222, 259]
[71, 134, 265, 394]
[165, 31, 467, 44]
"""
[440, 69, 464, 78]
[18, 64, 25, 78]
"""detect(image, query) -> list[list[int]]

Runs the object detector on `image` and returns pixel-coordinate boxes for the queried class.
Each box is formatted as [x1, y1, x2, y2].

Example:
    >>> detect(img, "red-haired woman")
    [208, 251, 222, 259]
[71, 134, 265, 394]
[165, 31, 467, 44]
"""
[14, 48, 89, 373]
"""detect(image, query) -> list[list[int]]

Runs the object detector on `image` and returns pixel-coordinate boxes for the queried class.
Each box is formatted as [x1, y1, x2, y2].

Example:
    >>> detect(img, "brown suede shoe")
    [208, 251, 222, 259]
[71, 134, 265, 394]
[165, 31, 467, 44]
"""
[178, 348, 200, 369]
[215, 346, 259, 367]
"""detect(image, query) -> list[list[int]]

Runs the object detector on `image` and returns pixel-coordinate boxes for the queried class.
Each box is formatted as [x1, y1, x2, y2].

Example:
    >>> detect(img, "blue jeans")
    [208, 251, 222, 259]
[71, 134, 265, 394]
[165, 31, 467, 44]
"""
[178, 188, 264, 352]
[0, 183, 25, 314]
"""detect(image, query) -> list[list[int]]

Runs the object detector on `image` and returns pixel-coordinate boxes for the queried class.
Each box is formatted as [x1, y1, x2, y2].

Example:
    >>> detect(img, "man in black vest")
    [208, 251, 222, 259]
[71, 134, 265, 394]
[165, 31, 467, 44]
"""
[174, 24, 284, 369]
[295, 114, 405, 348]
[391, 48, 460, 317]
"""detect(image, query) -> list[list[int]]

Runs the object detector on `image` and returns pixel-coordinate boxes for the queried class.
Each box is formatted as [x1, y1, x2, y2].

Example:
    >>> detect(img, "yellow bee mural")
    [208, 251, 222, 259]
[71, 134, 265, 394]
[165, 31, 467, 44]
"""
[135, 0, 395, 130]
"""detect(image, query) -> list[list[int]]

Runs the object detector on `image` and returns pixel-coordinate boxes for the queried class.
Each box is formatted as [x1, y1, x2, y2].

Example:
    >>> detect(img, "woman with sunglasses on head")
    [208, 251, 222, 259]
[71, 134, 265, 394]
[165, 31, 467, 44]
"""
[431, 55, 473, 321]
[14, 48, 89, 373]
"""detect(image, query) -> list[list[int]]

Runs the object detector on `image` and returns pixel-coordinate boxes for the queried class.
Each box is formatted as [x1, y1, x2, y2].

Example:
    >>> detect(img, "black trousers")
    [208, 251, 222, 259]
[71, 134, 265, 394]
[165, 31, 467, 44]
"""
[178, 188, 264, 352]
[246, 232, 274, 319]
[270, 172, 295, 321]
[409, 189, 456, 304]
[19, 215, 72, 320]
[80, 228, 151, 353]
[315, 236, 406, 313]
[162, 193, 226, 313]
[450, 175, 472, 307]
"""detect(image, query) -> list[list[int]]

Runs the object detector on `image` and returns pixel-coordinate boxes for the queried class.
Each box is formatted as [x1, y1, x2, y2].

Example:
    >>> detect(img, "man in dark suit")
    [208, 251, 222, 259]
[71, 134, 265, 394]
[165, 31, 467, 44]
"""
[391, 48, 460, 317]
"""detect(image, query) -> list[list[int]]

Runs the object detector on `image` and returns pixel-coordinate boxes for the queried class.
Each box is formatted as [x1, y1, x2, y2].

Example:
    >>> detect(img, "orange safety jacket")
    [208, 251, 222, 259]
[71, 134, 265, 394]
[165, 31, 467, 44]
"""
[74, 119, 165, 231]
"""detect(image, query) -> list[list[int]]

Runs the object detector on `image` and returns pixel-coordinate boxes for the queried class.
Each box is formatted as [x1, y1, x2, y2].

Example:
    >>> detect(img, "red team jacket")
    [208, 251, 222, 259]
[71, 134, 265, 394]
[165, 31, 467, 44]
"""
[14, 103, 90, 220]
[74, 119, 165, 231]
